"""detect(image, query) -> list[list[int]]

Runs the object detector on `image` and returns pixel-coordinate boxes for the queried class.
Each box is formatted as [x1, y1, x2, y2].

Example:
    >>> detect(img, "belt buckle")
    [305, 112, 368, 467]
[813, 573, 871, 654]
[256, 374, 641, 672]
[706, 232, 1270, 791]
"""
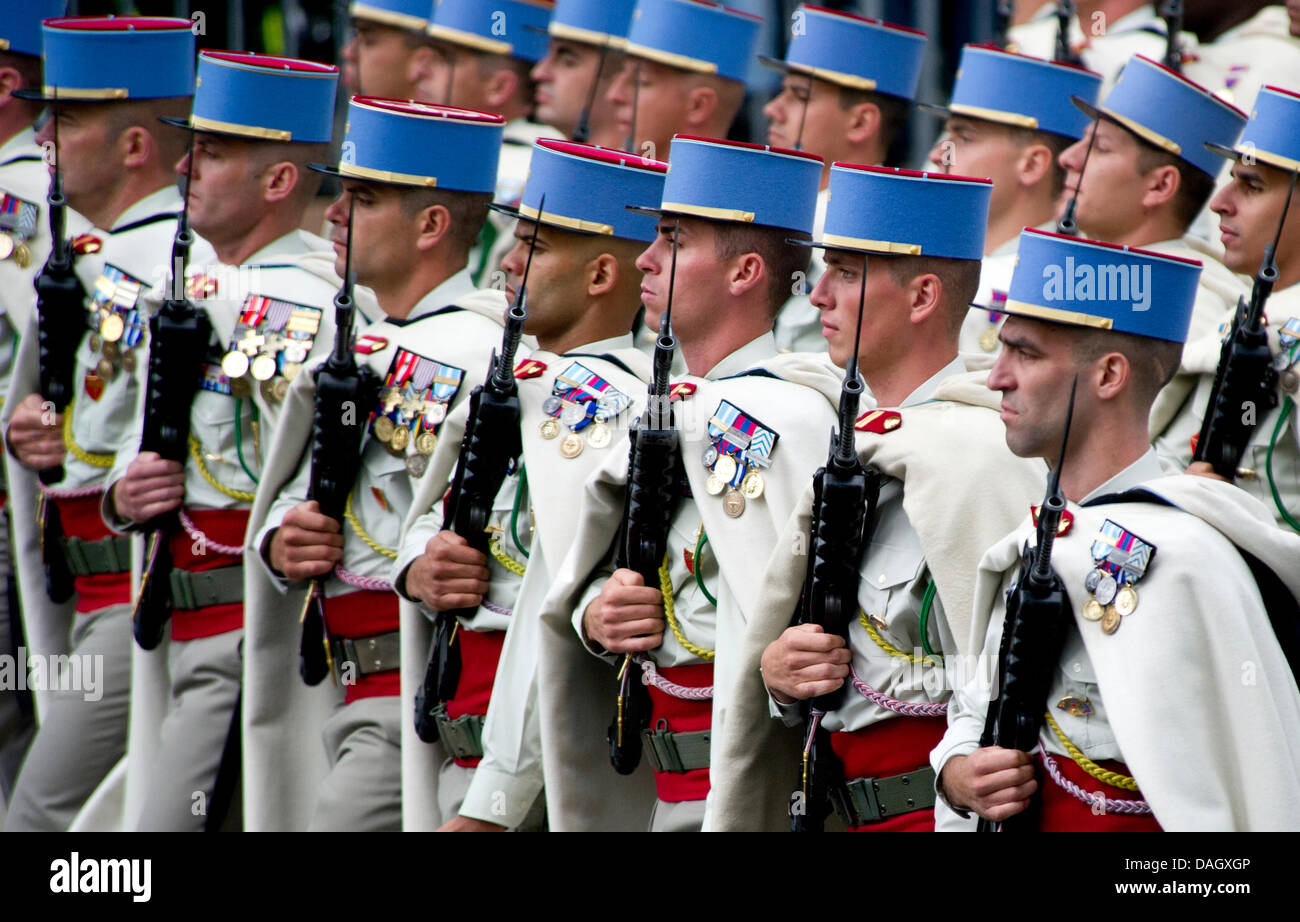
[357, 635, 385, 673]
[845, 777, 884, 826]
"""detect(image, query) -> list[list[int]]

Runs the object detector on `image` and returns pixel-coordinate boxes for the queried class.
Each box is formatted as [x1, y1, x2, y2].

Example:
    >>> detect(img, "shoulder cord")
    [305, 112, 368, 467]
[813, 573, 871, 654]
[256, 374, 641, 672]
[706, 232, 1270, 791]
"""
[62, 399, 114, 468]
[846, 662, 948, 717]
[490, 534, 526, 576]
[635, 654, 713, 700]
[1266, 343, 1300, 533]
[658, 554, 715, 661]
[188, 435, 256, 502]
[858, 607, 942, 667]
[692, 527, 717, 607]
[343, 489, 397, 560]
[333, 564, 393, 593]
[508, 463, 530, 560]
[1043, 709, 1139, 791]
[233, 398, 260, 484]
[178, 509, 243, 557]
[1039, 749, 1152, 815]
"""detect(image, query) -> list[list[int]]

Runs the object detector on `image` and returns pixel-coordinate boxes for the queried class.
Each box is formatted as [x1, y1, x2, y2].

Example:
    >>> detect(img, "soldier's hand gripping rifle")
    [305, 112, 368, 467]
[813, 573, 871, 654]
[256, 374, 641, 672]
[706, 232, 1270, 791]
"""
[132, 133, 213, 650]
[607, 220, 683, 774]
[298, 200, 381, 685]
[976, 379, 1077, 833]
[412, 197, 545, 740]
[1159, 0, 1184, 72]
[1192, 170, 1297, 480]
[790, 254, 880, 832]
[34, 92, 84, 489]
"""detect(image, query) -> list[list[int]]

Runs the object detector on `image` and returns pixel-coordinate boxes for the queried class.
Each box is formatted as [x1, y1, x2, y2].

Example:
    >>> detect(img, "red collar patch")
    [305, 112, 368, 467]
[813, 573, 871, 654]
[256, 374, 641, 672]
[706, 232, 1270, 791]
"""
[855, 410, 902, 434]
[669, 382, 696, 402]
[514, 359, 547, 379]
[71, 233, 102, 255]
[1031, 504, 1074, 536]
[355, 334, 389, 355]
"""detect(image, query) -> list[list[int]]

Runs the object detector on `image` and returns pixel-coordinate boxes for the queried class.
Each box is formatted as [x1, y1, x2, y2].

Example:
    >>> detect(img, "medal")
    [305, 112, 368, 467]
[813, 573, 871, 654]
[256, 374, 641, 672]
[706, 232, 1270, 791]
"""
[1094, 573, 1117, 606]
[705, 473, 726, 495]
[89, 334, 102, 352]
[1081, 598, 1104, 622]
[251, 353, 278, 381]
[100, 313, 125, 343]
[14, 243, 30, 269]
[1084, 569, 1101, 594]
[260, 379, 279, 403]
[1056, 695, 1092, 717]
[122, 349, 136, 373]
[979, 326, 999, 352]
[712, 454, 737, 484]
[542, 396, 563, 416]
[374, 416, 395, 443]
[560, 432, 584, 458]
[390, 425, 410, 452]
[282, 362, 302, 381]
[382, 388, 402, 412]
[416, 431, 437, 455]
[1114, 585, 1138, 617]
[561, 401, 589, 427]
[406, 454, 429, 478]
[1101, 606, 1121, 635]
[0, 234, 12, 260]
[102, 341, 121, 361]
[230, 377, 253, 399]
[702, 445, 719, 468]
[1283, 370, 1299, 394]
[222, 351, 250, 379]
[741, 470, 764, 499]
[425, 401, 447, 425]
[722, 487, 746, 518]
[587, 422, 612, 449]
[539, 418, 561, 440]
[97, 358, 116, 381]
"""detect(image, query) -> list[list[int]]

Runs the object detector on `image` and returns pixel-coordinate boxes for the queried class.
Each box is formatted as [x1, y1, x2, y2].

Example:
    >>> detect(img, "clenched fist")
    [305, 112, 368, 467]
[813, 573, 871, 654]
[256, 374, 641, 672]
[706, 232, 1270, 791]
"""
[6, 392, 65, 472]
[939, 747, 1037, 822]
[269, 500, 344, 581]
[111, 452, 185, 524]
[405, 530, 490, 611]
[760, 623, 851, 704]
[581, 568, 665, 654]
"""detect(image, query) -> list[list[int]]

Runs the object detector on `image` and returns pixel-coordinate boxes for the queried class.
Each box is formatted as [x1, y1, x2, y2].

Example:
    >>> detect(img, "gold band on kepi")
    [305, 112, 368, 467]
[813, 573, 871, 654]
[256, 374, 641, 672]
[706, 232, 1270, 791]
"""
[657, 201, 755, 223]
[426, 23, 512, 55]
[350, 2, 428, 32]
[948, 103, 1038, 130]
[189, 114, 292, 141]
[43, 85, 128, 99]
[337, 162, 438, 187]
[819, 233, 922, 255]
[624, 42, 718, 75]
[549, 22, 629, 50]
[1212, 143, 1300, 174]
[769, 60, 877, 93]
[518, 203, 614, 235]
[1002, 298, 1115, 330]
[0, 40, 9, 52]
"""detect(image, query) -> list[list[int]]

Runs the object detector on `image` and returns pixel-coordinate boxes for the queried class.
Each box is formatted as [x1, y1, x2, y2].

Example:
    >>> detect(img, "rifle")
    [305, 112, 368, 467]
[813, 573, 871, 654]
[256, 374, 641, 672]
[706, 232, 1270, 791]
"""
[1056, 114, 1097, 237]
[1192, 171, 1296, 480]
[607, 219, 683, 774]
[33, 94, 82, 603]
[131, 132, 213, 651]
[790, 253, 881, 832]
[572, 46, 609, 143]
[1159, 0, 1184, 72]
[1054, 0, 1084, 66]
[993, 0, 1015, 49]
[298, 199, 381, 685]
[412, 197, 544, 738]
[977, 378, 1077, 833]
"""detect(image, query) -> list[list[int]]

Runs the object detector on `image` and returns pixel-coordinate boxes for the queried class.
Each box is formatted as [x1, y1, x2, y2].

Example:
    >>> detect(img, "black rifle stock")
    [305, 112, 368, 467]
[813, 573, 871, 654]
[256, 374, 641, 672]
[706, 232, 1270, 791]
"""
[1159, 0, 1184, 72]
[1192, 172, 1295, 479]
[1054, 0, 1084, 65]
[791, 255, 879, 832]
[607, 222, 681, 774]
[131, 134, 213, 651]
[412, 199, 542, 739]
[993, 0, 1014, 49]
[299, 202, 380, 685]
[977, 380, 1077, 833]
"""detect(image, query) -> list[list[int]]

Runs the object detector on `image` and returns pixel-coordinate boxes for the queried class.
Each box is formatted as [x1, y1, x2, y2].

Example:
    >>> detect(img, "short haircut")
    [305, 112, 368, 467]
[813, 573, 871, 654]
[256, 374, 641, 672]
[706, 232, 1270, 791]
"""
[398, 187, 493, 258]
[1070, 325, 1184, 406]
[882, 255, 984, 338]
[0, 50, 42, 117]
[712, 222, 811, 316]
[476, 51, 536, 113]
[838, 86, 910, 155]
[1133, 140, 1217, 232]
[1003, 125, 1075, 198]
[242, 139, 330, 207]
[102, 97, 193, 166]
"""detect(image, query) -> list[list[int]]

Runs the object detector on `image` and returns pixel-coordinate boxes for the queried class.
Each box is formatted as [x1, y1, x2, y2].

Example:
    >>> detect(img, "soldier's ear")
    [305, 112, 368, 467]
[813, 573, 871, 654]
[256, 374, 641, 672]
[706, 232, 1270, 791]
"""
[906, 272, 944, 327]
[484, 64, 522, 110]
[119, 124, 157, 171]
[408, 43, 437, 92]
[1093, 350, 1131, 403]
[262, 161, 299, 205]
[414, 202, 453, 251]
[844, 100, 881, 146]
[1018, 143, 1054, 189]
[587, 252, 619, 297]
[1140, 163, 1181, 210]
[0, 67, 20, 104]
[684, 84, 719, 129]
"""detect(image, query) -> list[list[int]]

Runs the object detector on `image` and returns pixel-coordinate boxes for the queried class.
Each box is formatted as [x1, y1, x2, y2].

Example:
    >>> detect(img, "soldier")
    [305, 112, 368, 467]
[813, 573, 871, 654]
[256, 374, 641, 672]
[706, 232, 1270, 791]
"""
[422, 0, 560, 287]
[1058, 55, 1250, 441]
[244, 98, 510, 831]
[604, 0, 759, 162]
[1, 15, 194, 832]
[340, 0, 437, 98]
[533, 136, 844, 831]
[0, 0, 74, 814]
[101, 51, 352, 831]
[394, 139, 666, 831]
[530, 0, 634, 148]
[934, 228, 1300, 830]
[1160, 85, 1300, 531]
[759, 5, 927, 355]
[710, 165, 1048, 832]
[1183, 2, 1300, 112]
[925, 45, 1102, 357]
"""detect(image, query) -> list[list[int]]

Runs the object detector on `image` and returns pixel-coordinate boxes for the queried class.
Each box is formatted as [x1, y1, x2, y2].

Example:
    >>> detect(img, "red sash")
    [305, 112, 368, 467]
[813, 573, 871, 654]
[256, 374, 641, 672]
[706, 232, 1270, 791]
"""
[324, 590, 401, 703]
[52, 493, 131, 613]
[646, 663, 714, 803]
[444, 627, 506, 768]
[169, 509, 248, 641]
[830, 715, 948, 832]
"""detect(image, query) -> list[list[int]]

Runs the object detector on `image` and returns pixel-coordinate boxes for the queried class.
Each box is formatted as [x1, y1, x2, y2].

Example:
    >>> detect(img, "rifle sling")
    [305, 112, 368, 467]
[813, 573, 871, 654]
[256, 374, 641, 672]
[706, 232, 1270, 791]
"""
[1083, 488, 1300, 686]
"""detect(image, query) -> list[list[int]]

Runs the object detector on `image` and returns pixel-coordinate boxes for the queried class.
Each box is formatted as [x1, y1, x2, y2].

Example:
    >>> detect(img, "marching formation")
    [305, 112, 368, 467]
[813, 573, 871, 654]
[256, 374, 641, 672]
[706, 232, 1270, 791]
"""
[1, 0, 1298, 834]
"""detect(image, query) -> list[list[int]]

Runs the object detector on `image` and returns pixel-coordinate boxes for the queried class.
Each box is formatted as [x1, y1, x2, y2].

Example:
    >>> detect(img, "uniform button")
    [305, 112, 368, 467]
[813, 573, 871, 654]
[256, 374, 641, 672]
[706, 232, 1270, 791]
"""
[877, 574, 886, 584]
[1072, 662, 1082, 674]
